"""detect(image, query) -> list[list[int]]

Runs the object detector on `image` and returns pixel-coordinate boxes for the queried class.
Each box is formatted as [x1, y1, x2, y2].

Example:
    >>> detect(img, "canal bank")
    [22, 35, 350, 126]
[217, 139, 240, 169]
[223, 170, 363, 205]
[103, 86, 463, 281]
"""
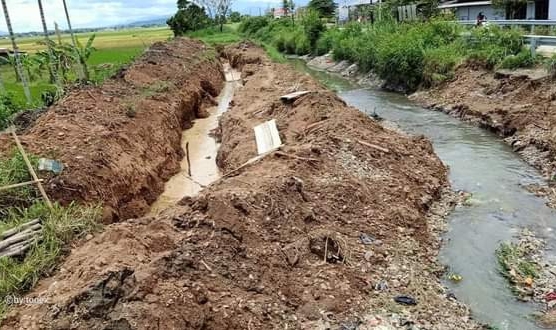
[291, 58, 556, 329]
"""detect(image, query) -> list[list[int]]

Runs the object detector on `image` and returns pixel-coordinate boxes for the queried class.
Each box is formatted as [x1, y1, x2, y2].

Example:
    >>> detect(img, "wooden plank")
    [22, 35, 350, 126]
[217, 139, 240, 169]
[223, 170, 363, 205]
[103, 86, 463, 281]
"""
[0, 219, 40, 239]
[280, 91, 310, 102]
[254, 119, 282, 155]
[10, 128, 53, 209]
[0, 179, 43, 192]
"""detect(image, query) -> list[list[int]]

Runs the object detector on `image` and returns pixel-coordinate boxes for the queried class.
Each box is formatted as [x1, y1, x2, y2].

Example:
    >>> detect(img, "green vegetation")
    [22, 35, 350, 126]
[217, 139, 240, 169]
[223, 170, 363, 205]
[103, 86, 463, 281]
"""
[496, 241, 539, 279]
[0, 149, 101, 318]
[307, 0, 337, 18]
[239, 15, 541, 91]
[188, 26, 241, 45]
[546, 54, 556, 79]
[167, 0, 211, 36]
[0, 26, 171, 129]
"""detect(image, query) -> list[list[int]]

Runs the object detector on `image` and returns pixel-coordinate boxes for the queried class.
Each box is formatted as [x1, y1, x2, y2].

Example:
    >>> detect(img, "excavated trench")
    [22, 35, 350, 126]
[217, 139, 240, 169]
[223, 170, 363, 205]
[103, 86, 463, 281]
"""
[1, 42, 482, 330]
[150, 64, 241, 214]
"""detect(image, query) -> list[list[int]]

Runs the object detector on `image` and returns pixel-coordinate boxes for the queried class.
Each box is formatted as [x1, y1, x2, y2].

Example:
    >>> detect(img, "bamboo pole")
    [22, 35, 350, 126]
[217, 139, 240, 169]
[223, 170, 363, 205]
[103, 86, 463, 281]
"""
[37, 0, 60, 86]
[0, 219, 40, 239]
[62, 0, 85, 81]
[10, 128, 53, 209]
[0, 0, 32, 104]
[0, 179, 44, 192]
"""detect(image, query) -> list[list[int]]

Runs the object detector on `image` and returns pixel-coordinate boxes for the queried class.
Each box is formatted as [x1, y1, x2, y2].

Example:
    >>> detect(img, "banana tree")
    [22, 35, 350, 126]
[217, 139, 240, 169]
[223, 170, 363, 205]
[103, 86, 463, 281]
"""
[37, 0, 59, 85]
[62, 0, 85, 81]
[0, 0, 32, 104]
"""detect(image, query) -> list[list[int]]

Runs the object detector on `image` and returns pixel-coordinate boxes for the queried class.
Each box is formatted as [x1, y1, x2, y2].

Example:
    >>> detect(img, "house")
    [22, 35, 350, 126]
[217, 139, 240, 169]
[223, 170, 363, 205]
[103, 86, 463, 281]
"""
[272, 7, 289, 18]
[438, 0, 556, 20]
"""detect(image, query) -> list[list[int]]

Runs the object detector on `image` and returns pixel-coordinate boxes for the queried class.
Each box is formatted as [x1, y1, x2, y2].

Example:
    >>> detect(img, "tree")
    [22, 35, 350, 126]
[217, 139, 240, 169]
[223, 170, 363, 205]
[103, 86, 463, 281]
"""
[37, 0, 59, 85]
[167, 0, 211, 36]
[491, 0, 527, 19]
[302, 9, 325, 52]
[198, 0, 233, 32]
[307, 0, 336, 18]
[229, 11, 241, 23]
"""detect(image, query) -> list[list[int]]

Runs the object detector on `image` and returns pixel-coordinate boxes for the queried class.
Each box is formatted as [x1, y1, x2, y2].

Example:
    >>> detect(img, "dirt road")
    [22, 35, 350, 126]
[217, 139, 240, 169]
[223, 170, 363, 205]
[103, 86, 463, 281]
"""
[2, 42, 479, 329]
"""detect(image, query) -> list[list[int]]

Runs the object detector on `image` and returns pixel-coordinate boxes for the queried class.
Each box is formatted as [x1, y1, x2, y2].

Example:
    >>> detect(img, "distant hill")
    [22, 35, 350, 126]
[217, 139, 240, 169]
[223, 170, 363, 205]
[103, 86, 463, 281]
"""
[118, 16, 170, 28]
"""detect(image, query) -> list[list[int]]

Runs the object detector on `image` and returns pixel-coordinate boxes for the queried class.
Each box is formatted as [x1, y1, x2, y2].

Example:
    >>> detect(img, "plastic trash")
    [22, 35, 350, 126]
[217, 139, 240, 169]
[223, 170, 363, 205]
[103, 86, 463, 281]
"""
[359, 233, 375, 245]
[38, 158, 64, 174]
[394, 295, 417, 305]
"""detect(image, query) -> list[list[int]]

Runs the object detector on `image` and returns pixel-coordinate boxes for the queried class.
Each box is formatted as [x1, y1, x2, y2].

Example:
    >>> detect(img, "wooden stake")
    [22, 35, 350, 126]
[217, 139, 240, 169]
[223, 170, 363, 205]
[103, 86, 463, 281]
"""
[10, 128, 53, 209]
[185, 141, 192, 177]
[0, 179, 44, 192]
[356, 139, 390, 153]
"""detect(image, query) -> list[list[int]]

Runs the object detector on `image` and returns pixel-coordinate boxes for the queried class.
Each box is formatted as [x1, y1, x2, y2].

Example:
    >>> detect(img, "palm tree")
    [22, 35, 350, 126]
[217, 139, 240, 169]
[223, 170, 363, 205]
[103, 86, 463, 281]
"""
[37, 0, 59, 85]
[0, 0, 32, 104]
[62, 0, 85, 81]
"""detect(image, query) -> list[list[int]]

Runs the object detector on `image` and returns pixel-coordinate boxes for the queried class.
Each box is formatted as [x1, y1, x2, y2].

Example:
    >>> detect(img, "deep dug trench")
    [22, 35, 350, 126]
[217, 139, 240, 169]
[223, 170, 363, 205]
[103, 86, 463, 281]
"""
[1, 42, 481, 329]
[0, 38, 224, 222]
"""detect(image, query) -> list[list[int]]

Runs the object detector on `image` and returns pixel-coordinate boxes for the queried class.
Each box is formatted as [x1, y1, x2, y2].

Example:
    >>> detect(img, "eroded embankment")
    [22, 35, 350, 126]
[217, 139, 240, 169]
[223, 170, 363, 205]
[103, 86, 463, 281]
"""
[1, 42, 479, 329]
[0, 38, 223, 222]
[412, 68, 556, 176]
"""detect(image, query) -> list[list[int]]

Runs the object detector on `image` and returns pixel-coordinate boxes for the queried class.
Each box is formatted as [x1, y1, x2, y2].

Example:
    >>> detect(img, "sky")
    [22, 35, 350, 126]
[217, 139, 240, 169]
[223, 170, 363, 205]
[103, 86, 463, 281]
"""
[1, 0, 309, 32]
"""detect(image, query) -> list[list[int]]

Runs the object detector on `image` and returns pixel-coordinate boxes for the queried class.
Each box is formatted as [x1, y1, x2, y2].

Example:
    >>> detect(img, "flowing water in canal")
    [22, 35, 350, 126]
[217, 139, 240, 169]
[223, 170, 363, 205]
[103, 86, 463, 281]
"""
[290, 60, 556, 329]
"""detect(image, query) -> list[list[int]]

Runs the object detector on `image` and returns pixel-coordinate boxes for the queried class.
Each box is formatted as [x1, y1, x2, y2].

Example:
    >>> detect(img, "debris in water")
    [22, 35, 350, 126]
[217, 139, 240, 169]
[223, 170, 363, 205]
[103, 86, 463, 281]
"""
[448, 273, 463, 283]
[394, 295, 417, 305]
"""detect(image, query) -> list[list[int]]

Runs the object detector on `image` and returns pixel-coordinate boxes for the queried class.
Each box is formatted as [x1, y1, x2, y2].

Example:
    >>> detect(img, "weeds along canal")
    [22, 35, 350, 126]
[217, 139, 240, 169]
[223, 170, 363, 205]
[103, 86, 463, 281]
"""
[290, 59, 556, 329]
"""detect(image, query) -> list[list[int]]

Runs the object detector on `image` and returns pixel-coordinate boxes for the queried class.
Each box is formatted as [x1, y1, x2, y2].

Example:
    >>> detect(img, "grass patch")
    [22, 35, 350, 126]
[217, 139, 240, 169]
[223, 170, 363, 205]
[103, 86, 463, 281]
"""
[187, 26, 242, 45]
[0, 202, 101, 318]
[496, 241, 539, 280]
[0, 150, 38, 214]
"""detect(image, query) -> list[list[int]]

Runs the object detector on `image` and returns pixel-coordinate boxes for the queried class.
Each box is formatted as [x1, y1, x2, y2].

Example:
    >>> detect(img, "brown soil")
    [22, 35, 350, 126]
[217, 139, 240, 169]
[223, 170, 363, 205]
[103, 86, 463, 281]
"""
[1, 42, 480, 329]
[0, 38, 223, 222]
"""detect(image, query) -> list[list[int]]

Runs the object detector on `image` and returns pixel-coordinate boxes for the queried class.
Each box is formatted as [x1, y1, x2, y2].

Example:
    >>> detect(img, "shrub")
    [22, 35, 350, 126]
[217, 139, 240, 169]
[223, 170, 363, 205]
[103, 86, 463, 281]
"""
[0, 93, 23, 130]
[499, 48, 536, 69]
[238, 16, 270, 35]
[423, 44, 462, 87]
[302, 9, 325, 53]
[545, 54, 556, 79]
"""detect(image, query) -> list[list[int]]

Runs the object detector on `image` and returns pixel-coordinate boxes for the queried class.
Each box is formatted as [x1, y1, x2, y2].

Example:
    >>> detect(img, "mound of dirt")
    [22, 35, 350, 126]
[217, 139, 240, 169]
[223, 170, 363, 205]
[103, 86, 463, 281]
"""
[0, 38, 224, 222]
[1, 43, 479, 329]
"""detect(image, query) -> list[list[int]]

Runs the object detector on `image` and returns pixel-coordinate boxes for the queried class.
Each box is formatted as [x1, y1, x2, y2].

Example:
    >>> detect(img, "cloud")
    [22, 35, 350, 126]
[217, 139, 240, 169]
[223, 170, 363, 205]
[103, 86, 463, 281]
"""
[0, 0, 310, 32]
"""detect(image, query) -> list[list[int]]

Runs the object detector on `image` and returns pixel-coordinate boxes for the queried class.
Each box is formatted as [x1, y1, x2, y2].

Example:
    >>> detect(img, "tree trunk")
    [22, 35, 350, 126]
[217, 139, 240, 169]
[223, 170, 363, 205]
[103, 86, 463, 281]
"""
[38, 0, 58, 85]
[62, 0, 86, 82]
[1, 0, 32, 104]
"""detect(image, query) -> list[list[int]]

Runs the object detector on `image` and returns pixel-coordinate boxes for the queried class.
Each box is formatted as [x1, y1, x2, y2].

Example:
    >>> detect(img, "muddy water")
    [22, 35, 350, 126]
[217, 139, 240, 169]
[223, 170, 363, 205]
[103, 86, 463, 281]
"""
[150, 66, 241, 214]
[291, 60, 556, 329]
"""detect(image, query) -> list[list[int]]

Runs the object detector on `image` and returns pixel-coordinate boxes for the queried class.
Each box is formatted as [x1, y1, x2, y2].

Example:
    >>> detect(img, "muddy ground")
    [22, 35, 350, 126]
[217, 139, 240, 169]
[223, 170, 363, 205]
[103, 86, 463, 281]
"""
[0, 38, 223, 222]
[0, 42, 482, 329]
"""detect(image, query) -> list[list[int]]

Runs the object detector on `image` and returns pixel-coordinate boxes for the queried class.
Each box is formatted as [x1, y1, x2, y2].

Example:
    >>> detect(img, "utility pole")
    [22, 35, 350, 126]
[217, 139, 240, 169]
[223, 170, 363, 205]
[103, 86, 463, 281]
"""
[1, 0, 32, 104]
[37, 0, 59, 86]
[62, 0, 85, 81]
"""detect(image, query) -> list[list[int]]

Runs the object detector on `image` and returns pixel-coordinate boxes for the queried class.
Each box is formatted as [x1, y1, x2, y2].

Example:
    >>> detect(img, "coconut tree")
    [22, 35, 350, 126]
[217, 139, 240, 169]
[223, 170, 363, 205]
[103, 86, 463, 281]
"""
[0, 0, 32, 104]
[62, 0, 85, 81]
[37, 0, 59, 85]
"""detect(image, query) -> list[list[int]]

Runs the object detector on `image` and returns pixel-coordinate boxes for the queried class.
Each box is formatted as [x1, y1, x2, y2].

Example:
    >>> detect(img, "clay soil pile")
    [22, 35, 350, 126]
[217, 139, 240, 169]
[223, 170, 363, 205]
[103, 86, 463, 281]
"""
[2, 42, 479, 329]
[0, 38, 223, 222]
